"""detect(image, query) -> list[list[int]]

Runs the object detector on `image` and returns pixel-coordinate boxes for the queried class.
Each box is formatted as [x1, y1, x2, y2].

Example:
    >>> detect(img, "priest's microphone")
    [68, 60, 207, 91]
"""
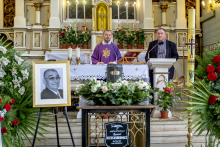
[147, 42, 163, 59]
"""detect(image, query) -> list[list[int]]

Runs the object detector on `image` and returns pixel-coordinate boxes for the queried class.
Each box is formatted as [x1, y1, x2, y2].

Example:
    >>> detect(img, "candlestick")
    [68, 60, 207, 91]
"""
[68, 46, 72, 60]
[118, 1, 120, 27]
[67, 1, 69, 23]
[83, 0, 86, 25]
[76, 0, 78, 25]
[126, 2, 128, 28]
[134, 2, 136, 29]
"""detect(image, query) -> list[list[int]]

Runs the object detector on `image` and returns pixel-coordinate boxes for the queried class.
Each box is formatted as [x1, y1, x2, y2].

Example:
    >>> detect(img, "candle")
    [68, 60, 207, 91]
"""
[76, 47, 80, 58]
[67, 1, 69, 23]
[68, 47, 72, 60]
[118, 1, 120, 26]
[126, 2, 128, 27]
[83, 0, 86, 25]
[134, 2, 136, 27]
[76, 0, 78, 25]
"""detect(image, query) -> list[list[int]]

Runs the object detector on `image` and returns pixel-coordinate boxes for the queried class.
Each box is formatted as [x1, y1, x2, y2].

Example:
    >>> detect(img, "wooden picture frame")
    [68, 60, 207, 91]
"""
[33, 60, 71, 107]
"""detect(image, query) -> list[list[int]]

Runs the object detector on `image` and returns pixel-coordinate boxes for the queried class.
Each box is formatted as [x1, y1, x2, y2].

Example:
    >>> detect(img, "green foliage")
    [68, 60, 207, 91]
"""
[78, 26, 91, 45]
[75, 78, 153, 106]
[0, 37, 54, 147]
[155, 83, 181, 111]
[185, 136, 220, 147]
[124, 28, 135, 45]
[67, 25, 79, 44]
[57, 26, 69, 44]
[135, 28, 145, 44]
[113, 26, 126, 45]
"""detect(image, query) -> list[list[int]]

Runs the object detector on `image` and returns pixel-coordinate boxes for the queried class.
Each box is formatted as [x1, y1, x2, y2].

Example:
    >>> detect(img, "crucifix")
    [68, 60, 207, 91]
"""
[98, 8, 106, 31]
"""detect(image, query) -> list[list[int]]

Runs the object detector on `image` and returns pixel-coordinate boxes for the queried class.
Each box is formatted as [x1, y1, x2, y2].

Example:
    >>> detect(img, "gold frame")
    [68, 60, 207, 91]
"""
[33, 60, 71, 107]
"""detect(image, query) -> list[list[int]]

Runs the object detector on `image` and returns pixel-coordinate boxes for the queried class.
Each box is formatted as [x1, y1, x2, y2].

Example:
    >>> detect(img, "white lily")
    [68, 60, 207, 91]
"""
[12, 79, 21, 89]
[14, 55, 24, 65]
[18, 86, 25, 95]
[0, 46, 7, 54]
[21, 69, 29, 80]
[0, 68, 6, 78]
[0, 80, 4, 86]
[10, 69, 17, 75]
[0, 57, 10, 66]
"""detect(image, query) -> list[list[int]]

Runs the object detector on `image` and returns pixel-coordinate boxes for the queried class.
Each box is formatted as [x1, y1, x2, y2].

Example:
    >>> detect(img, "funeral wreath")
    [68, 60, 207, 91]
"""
[75, 78, 153, 106]
[0, 37, 53, 146]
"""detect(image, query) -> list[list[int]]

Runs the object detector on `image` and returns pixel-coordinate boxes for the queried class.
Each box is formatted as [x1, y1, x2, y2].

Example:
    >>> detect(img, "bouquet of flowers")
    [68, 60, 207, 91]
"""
[75, 78, 153, 106]
[113, 25, 126, 45]
[57, 26, 69, 44]
[78, 26, 91, 45]
[135, 28, 145, 45]
[181, 44, 220, 140]
[0, 37, 53, 146]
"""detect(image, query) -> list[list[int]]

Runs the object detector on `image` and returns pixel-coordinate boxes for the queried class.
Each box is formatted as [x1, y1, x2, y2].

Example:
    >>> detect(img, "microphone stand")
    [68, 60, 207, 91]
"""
[148, 42, 160, 59]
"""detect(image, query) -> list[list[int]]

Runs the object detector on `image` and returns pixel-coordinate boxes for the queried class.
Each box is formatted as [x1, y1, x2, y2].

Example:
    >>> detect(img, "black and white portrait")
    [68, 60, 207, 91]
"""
[33, 61, 71, 107]
[41, 68, 63, 99]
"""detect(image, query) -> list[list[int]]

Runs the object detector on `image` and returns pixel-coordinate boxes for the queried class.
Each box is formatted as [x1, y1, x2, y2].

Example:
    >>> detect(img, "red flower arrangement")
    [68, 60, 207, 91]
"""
[10, 98, 15, 104]
[12, 119, 18, 126]
[209, 95, 218, 104]
[0, 117, 4, 122]
[207, 73, 217, 81]
[1, 127, 7, 134]
[212, 55, 220, 63]
[4, 104, 11, 111]
[207, 65, 215, 73]
[0, 99, 2, 103]
[217, 65, 220, 74]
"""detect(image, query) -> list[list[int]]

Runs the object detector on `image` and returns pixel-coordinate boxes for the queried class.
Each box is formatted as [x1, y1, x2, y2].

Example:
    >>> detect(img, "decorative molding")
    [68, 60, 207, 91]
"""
[0, 32, 14, 42]
[94, 0, 109, 6]
[33, 3, 42, 11]
[177, 32, 187, 48]
[41, 5, 50, 26]
[33, 31, 42, 49]
[203, 43, 218, 51]
[144, 33, 154, 48]
[26, 5, 34, 26]
[160, 4, 168, 12]
[14, 32, 25, 48]
[49, 31, 59, 48]
[4, 0, 15, 27]
[185, 0, 196, 23]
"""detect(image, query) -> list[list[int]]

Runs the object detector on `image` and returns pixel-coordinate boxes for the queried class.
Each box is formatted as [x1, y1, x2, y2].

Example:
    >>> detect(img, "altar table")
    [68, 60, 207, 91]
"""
[77, 104, 155, 147]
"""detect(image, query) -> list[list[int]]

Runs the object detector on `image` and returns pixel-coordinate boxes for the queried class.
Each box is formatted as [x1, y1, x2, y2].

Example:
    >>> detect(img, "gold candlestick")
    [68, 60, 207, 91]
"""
[75, 57, 80, 65]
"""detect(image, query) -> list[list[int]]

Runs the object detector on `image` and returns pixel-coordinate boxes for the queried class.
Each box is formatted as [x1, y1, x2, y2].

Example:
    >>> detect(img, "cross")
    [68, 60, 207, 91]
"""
[185, 36, 198, 59]
[135, 67, 139, 71]
[103, 48, 110, 59]
[98, 8, 106, 31]
[73, 68, 77, 72]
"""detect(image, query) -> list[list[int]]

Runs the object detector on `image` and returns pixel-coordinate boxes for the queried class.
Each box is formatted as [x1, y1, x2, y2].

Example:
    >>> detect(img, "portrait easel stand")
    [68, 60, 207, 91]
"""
[32, 107, 75, 147]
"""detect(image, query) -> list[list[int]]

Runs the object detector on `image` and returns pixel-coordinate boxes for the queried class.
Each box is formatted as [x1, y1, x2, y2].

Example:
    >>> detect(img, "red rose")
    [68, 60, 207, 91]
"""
[139, 28, 141, 29]
[64, 26, 68, 29]
[12, 119, 18, 126]
[207, 73, 217, 81]
[4, 104, 11, 111]
[1, 127, 7, 134]
[0, 117, 4, 122]
[207, 65, 215, 73]
[209, 95, 218, 104]
[118, 30, 121, 32]
[10, 98, 15, 104]
[163, 87, 170, 93]
[217, 65, 220, 74]
[136, 31, 138, 33]
[0, 99, 2, 103]
[82, 26, 86, 27]
[212, 55, 220, 63]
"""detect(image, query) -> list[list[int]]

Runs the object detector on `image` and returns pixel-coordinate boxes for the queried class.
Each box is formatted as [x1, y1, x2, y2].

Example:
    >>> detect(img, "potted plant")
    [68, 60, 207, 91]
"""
[113, 26, 126, 49]
[57, 26, 68, 49]
[75, 78, 153, 106]
[155, 83, 181, 119]
[67, 25, 79, 49]
[79, 26, 91, 49]
[135, 28, 145, 49]
[124, 29, 135, 49]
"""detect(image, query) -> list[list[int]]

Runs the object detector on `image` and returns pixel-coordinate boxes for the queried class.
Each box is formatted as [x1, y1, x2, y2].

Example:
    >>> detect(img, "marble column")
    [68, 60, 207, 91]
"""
[14, 0, 26, 28]
[109, 0, 112, 30]
[160, 4, 168, 27]
[196, 0, 201, 29]
[143, 0, 154, 29]
[33, 3, 43, 29]
[48, 0, 60, 28]
[175, 0, 187, 29]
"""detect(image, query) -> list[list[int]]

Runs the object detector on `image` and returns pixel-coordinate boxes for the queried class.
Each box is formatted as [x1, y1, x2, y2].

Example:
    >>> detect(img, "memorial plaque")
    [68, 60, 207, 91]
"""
[105, 121, 129, 147]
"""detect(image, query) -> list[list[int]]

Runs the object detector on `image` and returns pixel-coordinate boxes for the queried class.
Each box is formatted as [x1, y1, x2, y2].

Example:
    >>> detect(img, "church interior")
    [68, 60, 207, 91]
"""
[0, 0, 220, 147]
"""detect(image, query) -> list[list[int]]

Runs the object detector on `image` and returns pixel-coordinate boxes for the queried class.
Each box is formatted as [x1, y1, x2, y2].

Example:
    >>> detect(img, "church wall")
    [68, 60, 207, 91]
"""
[202, 1, 220, 50]
[0, 0, 3, 29]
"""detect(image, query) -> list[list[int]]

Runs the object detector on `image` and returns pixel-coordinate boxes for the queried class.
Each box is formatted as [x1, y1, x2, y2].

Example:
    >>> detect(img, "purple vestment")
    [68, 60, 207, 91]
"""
[91, 42, 122, 64]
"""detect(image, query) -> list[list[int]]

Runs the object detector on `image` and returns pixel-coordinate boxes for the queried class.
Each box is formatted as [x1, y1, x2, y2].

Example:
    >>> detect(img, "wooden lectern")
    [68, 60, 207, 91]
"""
[119, 50, 146, 64]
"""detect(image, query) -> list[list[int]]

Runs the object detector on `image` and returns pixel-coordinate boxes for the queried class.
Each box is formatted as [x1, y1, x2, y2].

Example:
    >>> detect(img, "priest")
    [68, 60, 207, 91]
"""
[91, 30, 122, 65]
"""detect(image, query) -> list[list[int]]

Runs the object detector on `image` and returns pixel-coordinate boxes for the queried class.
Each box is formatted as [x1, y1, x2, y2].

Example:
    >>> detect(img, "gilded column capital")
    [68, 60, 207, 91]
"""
[34, 3, 42, 11]
[160, 4, 168, 12]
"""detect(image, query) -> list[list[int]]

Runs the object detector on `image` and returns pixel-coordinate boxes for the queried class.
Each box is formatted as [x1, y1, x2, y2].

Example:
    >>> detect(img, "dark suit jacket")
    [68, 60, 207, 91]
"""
[41, 88, 63, 99]
[145, 40, 179, 82]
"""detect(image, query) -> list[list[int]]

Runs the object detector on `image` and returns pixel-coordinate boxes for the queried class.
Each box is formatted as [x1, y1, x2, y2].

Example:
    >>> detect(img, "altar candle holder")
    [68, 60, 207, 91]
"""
[75, 57, 80, 65]
[75, 46, 80, 65]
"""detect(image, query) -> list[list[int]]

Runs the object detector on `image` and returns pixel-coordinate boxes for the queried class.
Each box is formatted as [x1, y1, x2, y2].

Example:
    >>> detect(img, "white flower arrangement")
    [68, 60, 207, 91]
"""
[10, 69, 17, 75]
[0, 67, 6, 78]
[0, 57, 10, 66]
[21, 69, 29, 80]
[14, 55, 24, 65]
[75, 78, 153, 106]
[18, 86, 25, 95]
[0, 109, 7, 118]
[0, 80, 4, 86]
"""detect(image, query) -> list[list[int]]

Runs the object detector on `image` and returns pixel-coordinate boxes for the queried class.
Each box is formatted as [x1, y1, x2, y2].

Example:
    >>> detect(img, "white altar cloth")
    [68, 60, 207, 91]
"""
[70, 64, 148, 81]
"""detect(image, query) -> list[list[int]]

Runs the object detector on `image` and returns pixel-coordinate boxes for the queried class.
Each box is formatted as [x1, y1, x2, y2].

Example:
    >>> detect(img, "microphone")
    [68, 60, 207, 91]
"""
[147, 41, 163, 59]
[109, 44, 117, 64]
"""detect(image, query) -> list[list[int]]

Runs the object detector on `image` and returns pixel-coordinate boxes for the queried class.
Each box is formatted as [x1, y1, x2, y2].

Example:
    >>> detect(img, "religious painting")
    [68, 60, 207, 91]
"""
[33, 61, 71, 107]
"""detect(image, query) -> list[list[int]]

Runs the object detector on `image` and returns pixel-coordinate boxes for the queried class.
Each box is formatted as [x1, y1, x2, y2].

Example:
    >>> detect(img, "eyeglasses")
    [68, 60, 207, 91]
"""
[45, 77, 61, 81]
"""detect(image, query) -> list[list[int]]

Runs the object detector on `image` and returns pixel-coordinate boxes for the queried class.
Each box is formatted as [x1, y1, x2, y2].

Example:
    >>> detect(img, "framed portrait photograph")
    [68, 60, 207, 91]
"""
[33, 60, 71, 107]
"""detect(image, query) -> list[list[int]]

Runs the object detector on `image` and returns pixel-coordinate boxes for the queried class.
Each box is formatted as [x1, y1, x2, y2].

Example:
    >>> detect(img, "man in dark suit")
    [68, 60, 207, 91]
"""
[41, 69, 63, 99]
[145, 28, 179, 104]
